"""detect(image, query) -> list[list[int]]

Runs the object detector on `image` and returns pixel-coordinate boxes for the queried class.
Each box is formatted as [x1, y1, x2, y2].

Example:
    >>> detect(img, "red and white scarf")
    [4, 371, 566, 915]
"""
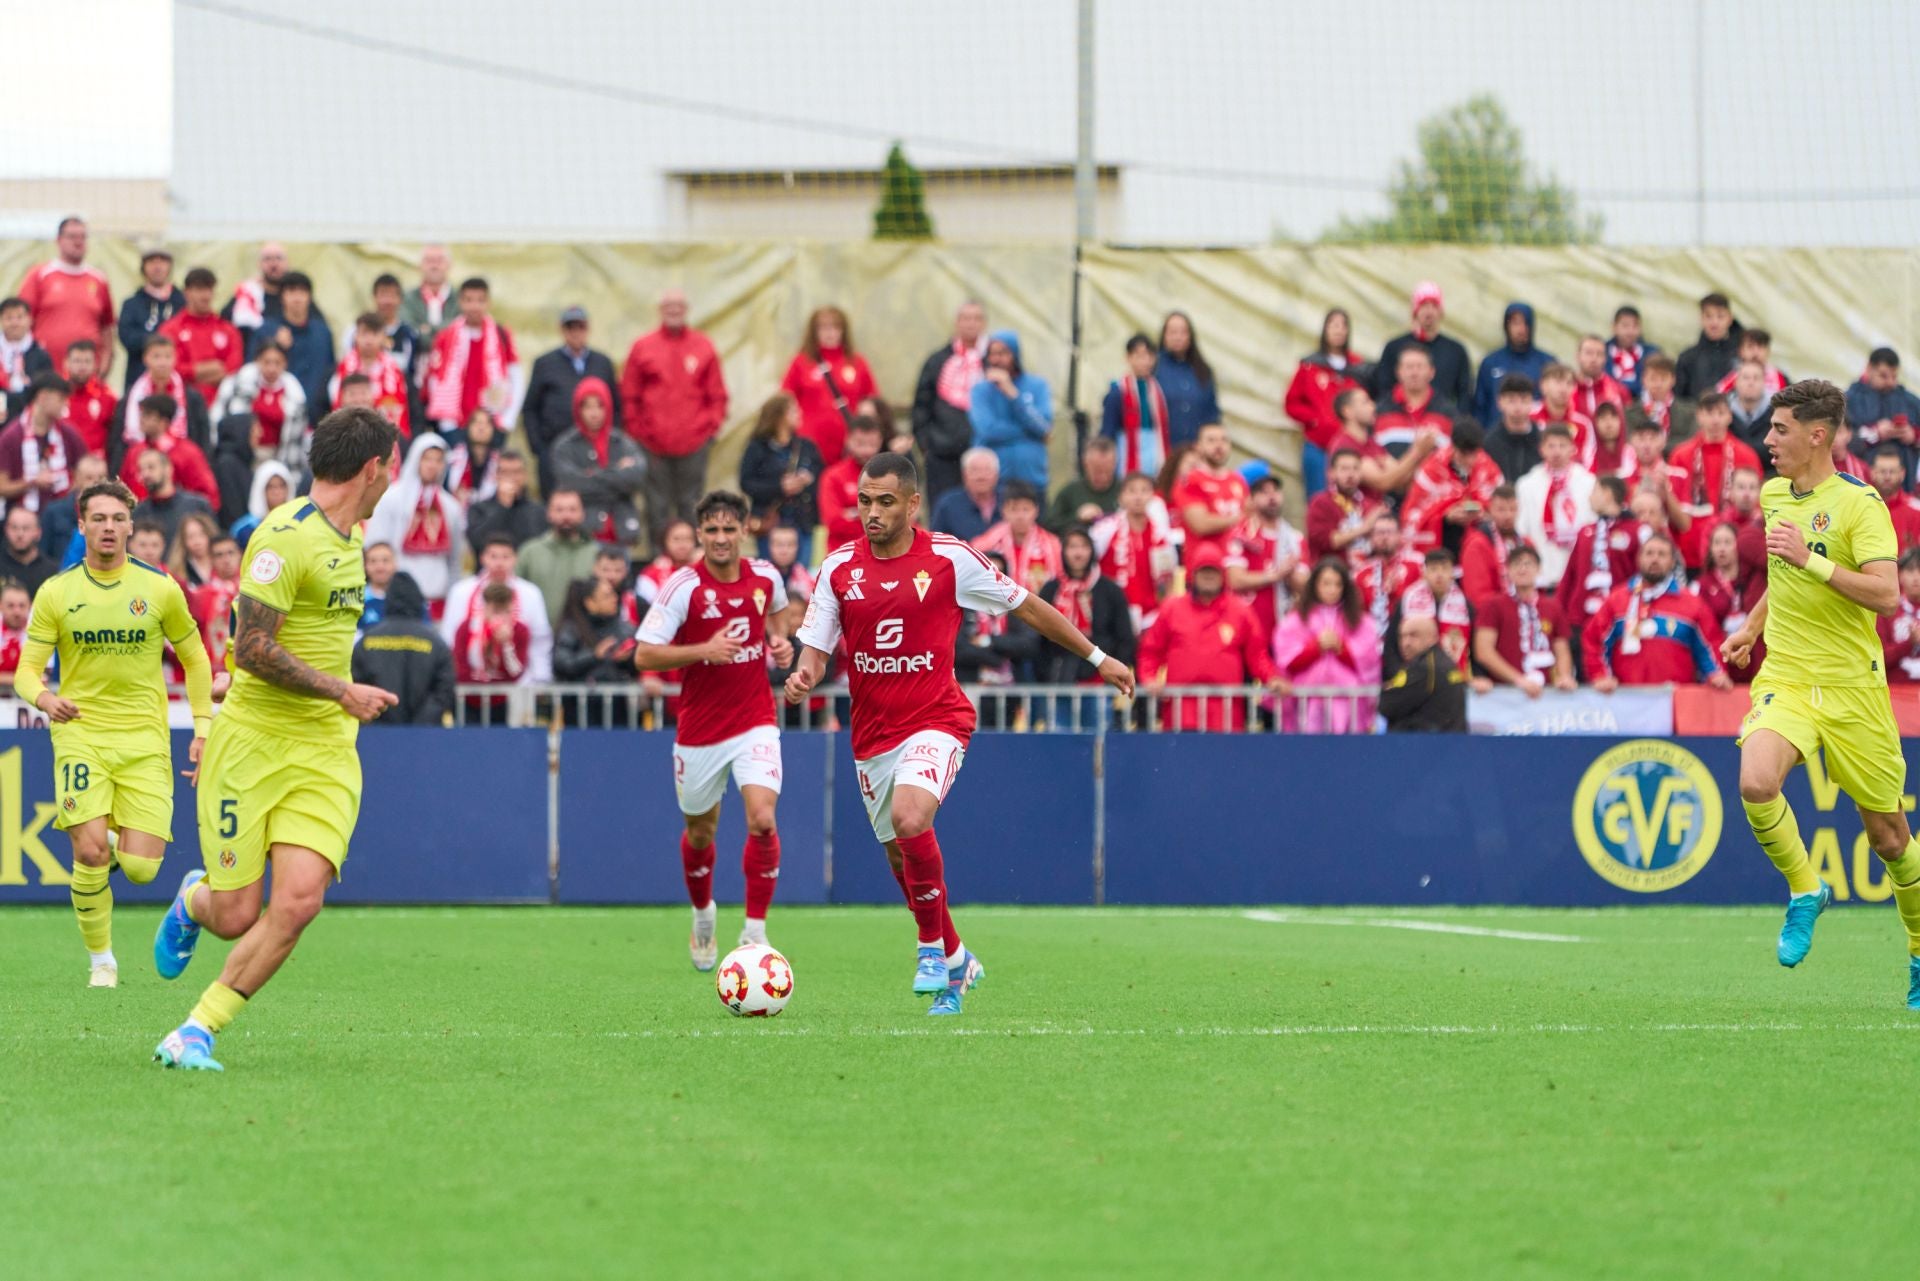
[123, 371, 189, 442]
[230, 279, 266, 331]
[1608, 342, 1644, 388]
[1052, 567, 1100, 636]
[253, 378, 290, 446]
[1687, 438, 1737, 511]
[428, 319, 506, 423]
[1542, 468, 1580, 550]
[419, 284, 449, 328]
[935, 340, 983, 411]
[1619, 576, 1676, 656]
[1641, 393, 1672, 432]
[1, 337, 31, 392]
[339, 348, 411, 431]
[16, 425, 70, 513]
[462, 579, 525, 677]
[445, 444, 497, 507]
[1118, 376, 1171, 476]
[1514, 590, 1554, 673]
[1481, 523, 1518, 595]
[402, 487, 452, 556]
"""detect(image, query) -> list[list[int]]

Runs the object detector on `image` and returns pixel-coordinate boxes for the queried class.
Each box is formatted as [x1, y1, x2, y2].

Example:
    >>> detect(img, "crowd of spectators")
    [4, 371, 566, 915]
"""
[8, 217, 1920, 734]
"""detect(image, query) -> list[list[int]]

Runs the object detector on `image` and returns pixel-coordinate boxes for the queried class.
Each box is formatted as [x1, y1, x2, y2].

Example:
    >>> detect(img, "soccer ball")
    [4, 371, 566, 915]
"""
[716, 943, 795, 1017]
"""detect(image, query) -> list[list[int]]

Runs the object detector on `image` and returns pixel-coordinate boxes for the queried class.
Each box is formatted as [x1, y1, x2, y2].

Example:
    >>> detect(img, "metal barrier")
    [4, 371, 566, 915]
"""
[448, 683, 1382, 734]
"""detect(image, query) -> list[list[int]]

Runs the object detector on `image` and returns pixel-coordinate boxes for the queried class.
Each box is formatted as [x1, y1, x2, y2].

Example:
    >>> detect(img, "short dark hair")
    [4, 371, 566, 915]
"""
[56, 216, 84, 237]
[481, 582, 514, 609]
[138, 393, 176, 421]
[1449, 419, 1485, 453]
[1328, 446, 1360, 465]
[280, 271, 314, 294]
[1627, 410, 1665, 437]
[1870, 347, 1900, 370]
[459, 277, 490, 296]
[695, 489, 751, 526]
[1538, 361, 1572, 383]
[482, 531, 518, 553]
[1699, 292, 1731, 311]
[210, 534, 240, 553]
[860, 450, 919, 494]
[355, 311, 383, 333]
[77, 478, 136, 518]
[372, 273, 402, 293]
[131, 518, 166, 544]
[1644, 353, 1676, 377]
[1083, 435, 1116, 456]
[1423, 548, 1455, 567]
[0, 580, 29, 601]
[1743, 328, 1772, 348]
[1872, 443, 1907, 466]
[1771, 379, 1846, 434]
[1596, 475, 1629, 503]
[498, 447, 527, 466]
[0, 296, 26, 315]
[66, 338, 97, 358]
[340, 372, 371, 392]
[546, 486, 583, 507]
[1333, 388, 1368, 421]
[1490, 484, 1518, 502]
[307, 406, 399, 483]
[1497, 373, 1535, 398]
[183, 267, 216, 290]
[1696, 391, 1729, 412]
[594, 544, 630, 566]
[1125, 332, 1155, 355]
[1613, 305, 1641, 323]
[1902, 546, 1920, 574]
[1540, 423, 1573, 442]
[846, 413, 882, 438]
[1003, 480, 1041, 508]
[28, 372, 69, 402]
[1594, 401, 1623, 422]
[1506, 544, 1541, 567]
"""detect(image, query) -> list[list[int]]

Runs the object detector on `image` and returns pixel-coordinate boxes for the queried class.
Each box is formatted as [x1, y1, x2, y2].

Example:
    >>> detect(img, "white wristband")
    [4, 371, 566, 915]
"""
[1085, 646, 1108, 668]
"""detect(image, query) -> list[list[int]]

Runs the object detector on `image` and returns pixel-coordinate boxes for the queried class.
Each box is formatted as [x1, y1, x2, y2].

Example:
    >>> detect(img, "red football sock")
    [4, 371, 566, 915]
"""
[895, 829, 957, 949]
[680, 833, 714, 910]
[743, 831, 780, 919]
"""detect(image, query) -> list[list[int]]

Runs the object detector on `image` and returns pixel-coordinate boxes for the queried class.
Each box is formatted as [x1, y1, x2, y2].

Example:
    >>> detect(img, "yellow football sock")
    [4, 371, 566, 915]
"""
[1744, 795, 1821, 896]
[189, 982, 246, 1034]
[69, 859, 112, 954]
[1883, 838, 1920, 957]
[182, 878, 209, 926]
[116, 852, 162, 885]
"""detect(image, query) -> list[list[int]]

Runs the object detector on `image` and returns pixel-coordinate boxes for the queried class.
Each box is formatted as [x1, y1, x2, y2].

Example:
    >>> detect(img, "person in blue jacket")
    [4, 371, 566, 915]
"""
[969, 329, 1053, 493]
[1154, 311, 1221, 446]
[1472, 301, 1554, 427]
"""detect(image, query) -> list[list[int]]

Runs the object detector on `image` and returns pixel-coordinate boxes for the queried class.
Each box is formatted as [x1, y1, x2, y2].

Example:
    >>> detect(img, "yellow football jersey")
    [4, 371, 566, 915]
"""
[1758, 472, 1897, 688]
[25, 557, 199, 751]
[223, 498, 366, 744]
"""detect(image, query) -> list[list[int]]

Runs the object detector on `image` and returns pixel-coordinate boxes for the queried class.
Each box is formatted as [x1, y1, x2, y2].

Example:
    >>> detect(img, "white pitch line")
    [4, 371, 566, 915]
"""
[1240, 908, 1584, 943]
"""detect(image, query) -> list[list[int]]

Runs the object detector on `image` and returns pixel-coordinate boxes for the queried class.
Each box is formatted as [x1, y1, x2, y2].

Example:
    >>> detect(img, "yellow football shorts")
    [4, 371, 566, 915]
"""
[1738, 680, 1907, 814]
[52, 734, 175, 839]
[197, 718, 362, 891]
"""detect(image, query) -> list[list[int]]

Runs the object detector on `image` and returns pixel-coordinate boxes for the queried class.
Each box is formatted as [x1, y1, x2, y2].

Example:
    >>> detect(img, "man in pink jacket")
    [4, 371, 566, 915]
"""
[621, 288, 729, 549]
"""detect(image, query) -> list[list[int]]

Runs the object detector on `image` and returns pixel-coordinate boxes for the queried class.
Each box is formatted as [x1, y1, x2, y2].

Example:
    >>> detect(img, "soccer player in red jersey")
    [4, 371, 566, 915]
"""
[785, 453, 1133, 1015]
[633, 491, 793, 971]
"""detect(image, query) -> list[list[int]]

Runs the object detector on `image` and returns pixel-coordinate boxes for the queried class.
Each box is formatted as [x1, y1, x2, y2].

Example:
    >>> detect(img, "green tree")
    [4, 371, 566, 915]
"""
[873, 142, 936, 240]
[1328, 96, 1600, 245]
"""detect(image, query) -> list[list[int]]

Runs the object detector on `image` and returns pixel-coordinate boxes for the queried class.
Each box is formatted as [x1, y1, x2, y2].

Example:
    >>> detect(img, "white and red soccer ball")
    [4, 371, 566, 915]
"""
[716, 943, 794, 1017]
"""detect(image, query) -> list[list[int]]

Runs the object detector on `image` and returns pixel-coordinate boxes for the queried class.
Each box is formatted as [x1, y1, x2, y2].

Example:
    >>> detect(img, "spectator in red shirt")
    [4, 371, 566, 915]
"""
[1090, 471, 1174, 632]
[1714, 328, 1789, 395]
[1624, 411, 1693, 540]
[1589, 401, 1630, 478]
[59, 339, 115, 457]
[1870, 445, 1920, 551]
[1472, 544, 1575, 696]
[972, 481, 1063, 595]
[0, 296, 55, 422]
[189, 533, 243, 669]
[1830, 416, 1871, 482]
[1328, 386, 1439, 500]
[621, 288, 728, 544]
[159, 268, 243, 408]
[1718, 466, 1767, 580]
[118, 334, 212, 473]
[1401, 418, 1505, 558]
[332, 312, 412, 437]
[120, 395, 219, 505]
[1531, 363, 1596, 465]
[1572, 334, 1631, 426]
[1557, 475, 1642, 645]
[0, 581, 31, 691]
[780, 305, 875, 468]
[1137, 543, 1284, 732]
[455, 581, 532, 684]
[1273, 557, 1381, 733]
[1374, 346, 1454, 459]
[819, 414, 883, 550]
[1304, 447, 1381, 568]
[1354, 510, 1424, 642]
[1390, 547, 1473, 674]
[1284, 308, 1364, 497]
[426, 278, 521, 436]
[1170, 422, 1249, 568]
[1671, 391, 1762, 569]
[17, 217, 113, 377]
[0, 373, 88, 521]
[1458, 484, 1528, 604]
[1878, 548, 1920, 684]
[1583, 534, 1731, 690]
[1694, 521, 1764, 684]
[1224, 463, 1307, 638]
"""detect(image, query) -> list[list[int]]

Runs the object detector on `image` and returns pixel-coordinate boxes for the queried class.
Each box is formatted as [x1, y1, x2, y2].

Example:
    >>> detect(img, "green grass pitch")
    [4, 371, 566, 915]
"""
[2, 902, 1914, 1279]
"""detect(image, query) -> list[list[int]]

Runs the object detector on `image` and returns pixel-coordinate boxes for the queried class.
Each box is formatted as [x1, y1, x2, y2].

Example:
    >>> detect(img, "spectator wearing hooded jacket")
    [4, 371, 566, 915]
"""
[970, 328, 1053, 493]
[1473, 302, 1555, 428]
[911, 301, 987, 502]
[1284, 308, 1366, 497]
[365, 432, 466, 613]
[1372, 282, 1472, 411]
[1674, 292, 1745, 399]
[230, 459, 294, 549]
[550, 375, 645, 549]
[1154, 311, 1220, 447]
[1137, 543, 1284, 732]
[352, 572, 456, 726]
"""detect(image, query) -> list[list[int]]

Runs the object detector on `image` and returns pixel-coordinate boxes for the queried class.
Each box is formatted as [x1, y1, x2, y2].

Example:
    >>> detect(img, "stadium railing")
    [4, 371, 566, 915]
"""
[447, 683, 1380, 734]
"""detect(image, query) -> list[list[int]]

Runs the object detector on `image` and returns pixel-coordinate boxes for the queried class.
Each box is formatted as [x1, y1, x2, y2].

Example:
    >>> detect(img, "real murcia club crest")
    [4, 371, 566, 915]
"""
[752, 587, 767, 613]
[912, 570, 931, 601]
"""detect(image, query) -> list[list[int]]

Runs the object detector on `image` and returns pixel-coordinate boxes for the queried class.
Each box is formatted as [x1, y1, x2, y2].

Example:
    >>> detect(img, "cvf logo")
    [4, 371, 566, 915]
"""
[875, 619, 905, 650]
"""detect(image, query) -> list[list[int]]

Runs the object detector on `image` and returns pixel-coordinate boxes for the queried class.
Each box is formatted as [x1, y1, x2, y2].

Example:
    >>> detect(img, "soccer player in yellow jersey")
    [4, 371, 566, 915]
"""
[1720, 380, 1920, 1005]
[13, 478, 213, 989]
[153, 408, 400, 1071]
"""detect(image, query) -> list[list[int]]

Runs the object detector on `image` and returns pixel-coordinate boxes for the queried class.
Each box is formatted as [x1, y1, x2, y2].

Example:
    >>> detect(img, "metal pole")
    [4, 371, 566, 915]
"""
[1075, 0, 1096, 242]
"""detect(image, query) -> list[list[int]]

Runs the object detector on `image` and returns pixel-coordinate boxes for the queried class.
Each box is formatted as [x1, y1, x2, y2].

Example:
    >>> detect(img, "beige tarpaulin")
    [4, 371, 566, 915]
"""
[5, 237, 1914, 516]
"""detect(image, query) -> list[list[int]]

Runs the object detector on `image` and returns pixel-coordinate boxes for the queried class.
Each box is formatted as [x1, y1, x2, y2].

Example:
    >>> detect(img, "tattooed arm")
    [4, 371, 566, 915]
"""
[232, 596, 398, 721]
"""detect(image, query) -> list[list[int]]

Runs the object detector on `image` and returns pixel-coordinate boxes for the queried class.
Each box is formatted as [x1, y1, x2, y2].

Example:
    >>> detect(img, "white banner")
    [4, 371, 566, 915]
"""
[1467, 687, 1673, 737]
[0, 697, 202, 731]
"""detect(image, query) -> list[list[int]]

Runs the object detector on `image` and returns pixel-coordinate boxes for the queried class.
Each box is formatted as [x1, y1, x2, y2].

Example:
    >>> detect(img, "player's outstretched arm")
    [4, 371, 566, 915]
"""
[1012, 593, 1136, 697]
[232, 596, 397, 721]
[1720, 592, 1768, 669]
[783, 645, 829, 704]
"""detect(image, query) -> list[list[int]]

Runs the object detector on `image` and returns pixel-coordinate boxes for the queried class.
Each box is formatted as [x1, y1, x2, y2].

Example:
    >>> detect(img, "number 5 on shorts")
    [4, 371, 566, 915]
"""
[218, 798, 237, 838]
